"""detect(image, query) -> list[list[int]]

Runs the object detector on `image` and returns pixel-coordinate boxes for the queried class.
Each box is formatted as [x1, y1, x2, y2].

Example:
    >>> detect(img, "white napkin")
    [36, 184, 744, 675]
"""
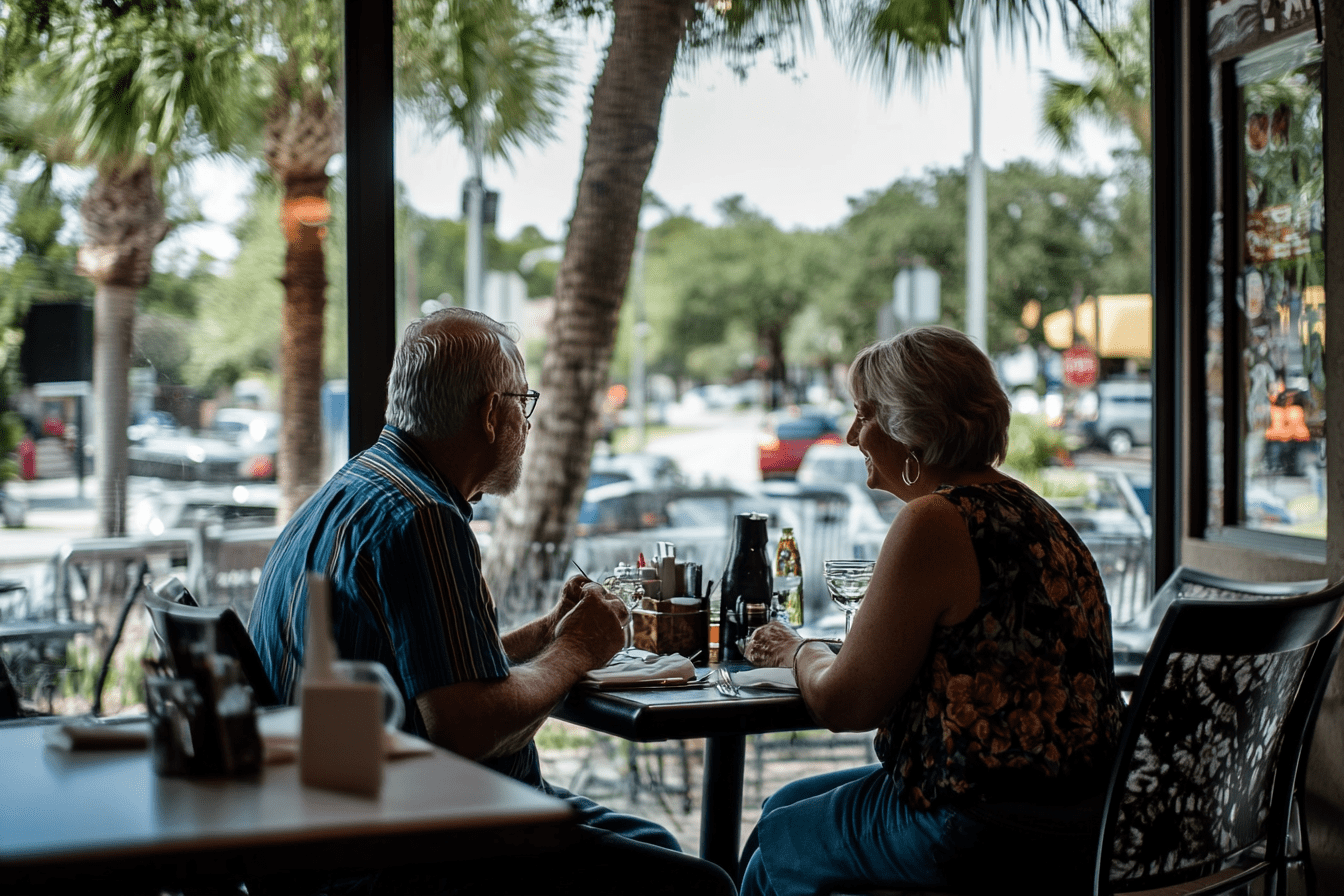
[584, 653, 696, 688]
[257, 706, 433, 764]
[731, 667, 798, 690]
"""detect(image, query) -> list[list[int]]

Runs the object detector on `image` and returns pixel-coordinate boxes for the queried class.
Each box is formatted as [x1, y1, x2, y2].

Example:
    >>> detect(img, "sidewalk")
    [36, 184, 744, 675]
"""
[2, 476, 99, 569]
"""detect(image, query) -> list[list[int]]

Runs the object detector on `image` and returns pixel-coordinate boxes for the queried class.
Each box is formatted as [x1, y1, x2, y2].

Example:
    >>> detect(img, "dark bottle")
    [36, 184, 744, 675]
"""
[719, 512, 773, 662]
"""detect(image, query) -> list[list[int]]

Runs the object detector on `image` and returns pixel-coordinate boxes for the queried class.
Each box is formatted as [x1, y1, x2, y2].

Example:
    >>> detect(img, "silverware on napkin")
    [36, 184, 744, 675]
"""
[716, 666, 741, 698]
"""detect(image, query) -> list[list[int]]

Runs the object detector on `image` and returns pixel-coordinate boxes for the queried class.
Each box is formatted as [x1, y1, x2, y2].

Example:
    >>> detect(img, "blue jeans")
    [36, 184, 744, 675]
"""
[739, 765, 1101, 896]
[250, 781, 734, 896]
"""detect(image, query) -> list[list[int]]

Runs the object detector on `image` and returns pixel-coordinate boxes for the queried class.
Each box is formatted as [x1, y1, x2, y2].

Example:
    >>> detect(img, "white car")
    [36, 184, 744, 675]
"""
[796, 443, 904, 523]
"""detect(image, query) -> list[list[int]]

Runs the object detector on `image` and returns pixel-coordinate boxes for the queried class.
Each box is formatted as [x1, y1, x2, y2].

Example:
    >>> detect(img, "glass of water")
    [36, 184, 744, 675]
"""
[823, 560, 876, 636]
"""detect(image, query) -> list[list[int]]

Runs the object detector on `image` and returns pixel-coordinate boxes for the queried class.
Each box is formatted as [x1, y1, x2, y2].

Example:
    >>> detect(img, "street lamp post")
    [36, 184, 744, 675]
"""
[965, 9, 987, 349]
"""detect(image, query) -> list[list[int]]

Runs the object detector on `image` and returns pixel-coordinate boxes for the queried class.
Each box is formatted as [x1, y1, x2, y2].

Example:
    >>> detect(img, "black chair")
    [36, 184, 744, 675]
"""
[144, 575, 280, 708]
[830, 578, 1344, 896]
[1111, 565, 1329, 691]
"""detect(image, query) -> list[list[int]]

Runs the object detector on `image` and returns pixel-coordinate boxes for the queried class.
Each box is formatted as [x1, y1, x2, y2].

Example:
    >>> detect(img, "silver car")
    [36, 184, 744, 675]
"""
[1077, 378, 1152, 455]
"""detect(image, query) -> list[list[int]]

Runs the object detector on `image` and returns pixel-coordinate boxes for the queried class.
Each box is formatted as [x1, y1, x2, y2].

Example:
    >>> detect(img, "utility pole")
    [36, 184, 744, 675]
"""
[965, 9, 987, 349]
[464, 111, 485, 312]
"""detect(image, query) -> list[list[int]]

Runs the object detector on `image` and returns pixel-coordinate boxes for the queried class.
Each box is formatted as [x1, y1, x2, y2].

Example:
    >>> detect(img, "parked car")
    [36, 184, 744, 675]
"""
[758, 408, 843, 479]
[1039, 465, 1152, 621]
[588, 452, 686, 490]
[206, 408, 279, 479]
[128, 434, 271, 483]
[1075, 378, 1152, 455]
[127, 410, 179, 444]
[129, 483, 280, 536]
[1038, 465, 1151, 540]
[796, 442, 904, 523]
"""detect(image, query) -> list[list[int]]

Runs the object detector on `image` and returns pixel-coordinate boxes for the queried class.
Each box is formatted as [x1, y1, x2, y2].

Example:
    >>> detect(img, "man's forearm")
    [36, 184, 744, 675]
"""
[418, 636, 594, 761]
[501, 612, 556, 662]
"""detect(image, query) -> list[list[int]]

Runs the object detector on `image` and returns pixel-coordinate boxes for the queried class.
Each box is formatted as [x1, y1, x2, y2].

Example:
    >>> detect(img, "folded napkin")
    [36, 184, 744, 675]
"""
[731, 667, 798, 691]
[584, 653, 697, 689]
[257, 706, 433, 764]
[43, 719, 151, 751]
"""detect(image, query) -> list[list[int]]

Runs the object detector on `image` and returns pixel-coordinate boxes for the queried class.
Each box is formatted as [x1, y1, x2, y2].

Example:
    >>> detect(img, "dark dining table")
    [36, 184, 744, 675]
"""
[553, 662, 819, 876]
[0, 712, 577, 893]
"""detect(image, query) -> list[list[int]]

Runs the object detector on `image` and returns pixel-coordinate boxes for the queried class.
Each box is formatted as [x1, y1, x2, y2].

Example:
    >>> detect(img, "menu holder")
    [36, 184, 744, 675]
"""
[145, 651, 262, 778]
[632, 597, 708, 658]
[142, 605, 263, 778]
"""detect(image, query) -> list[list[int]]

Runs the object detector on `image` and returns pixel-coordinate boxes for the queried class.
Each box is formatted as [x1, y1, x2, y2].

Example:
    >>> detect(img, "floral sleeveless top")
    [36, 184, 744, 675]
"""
[874, 479, 1127, 809]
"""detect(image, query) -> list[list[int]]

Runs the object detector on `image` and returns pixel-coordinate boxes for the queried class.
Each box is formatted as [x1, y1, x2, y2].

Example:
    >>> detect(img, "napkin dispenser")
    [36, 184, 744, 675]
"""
[299, 574, 386, 797]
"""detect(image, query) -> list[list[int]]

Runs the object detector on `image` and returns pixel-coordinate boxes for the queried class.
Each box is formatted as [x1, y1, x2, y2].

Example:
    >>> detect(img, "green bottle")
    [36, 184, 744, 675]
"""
[774, 527, 804, 627]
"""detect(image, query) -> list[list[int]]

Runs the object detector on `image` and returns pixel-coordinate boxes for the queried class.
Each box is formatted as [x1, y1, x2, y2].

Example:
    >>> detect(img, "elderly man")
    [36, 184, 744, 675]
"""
[249, 308, 732, 895]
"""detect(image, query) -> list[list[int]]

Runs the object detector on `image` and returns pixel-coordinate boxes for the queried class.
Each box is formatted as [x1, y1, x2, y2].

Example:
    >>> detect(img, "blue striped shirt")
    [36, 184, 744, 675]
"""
[248, 425, 540, 784]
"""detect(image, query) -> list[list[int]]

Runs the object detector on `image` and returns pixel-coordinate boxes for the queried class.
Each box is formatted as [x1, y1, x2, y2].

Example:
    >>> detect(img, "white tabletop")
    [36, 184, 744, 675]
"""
[0, 715, 574, 875]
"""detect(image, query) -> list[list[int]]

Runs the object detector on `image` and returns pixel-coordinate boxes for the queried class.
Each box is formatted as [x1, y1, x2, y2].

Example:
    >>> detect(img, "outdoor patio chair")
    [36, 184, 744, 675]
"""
[829, 577, 1344, 896]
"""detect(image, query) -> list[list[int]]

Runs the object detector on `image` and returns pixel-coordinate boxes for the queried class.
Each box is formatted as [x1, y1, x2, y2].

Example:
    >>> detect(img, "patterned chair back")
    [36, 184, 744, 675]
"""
[1096, 578, 1344, 893]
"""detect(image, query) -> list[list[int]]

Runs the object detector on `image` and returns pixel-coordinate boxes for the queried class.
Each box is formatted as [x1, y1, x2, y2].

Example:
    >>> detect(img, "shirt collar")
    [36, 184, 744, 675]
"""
[379, 425, 474, 521]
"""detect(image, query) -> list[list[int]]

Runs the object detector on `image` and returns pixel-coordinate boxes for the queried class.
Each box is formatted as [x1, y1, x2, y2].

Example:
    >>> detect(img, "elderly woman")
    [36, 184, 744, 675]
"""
[740, 326, 1127, 896]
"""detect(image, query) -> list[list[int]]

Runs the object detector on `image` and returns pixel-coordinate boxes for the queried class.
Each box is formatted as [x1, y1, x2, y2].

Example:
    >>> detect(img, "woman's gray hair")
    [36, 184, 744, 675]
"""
[386, 308, 523, 439]
[848, 325, 1010, 471]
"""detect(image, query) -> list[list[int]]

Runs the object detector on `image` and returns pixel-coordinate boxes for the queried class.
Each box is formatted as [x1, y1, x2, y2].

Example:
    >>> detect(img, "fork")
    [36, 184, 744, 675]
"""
[716, 666, 741, 698]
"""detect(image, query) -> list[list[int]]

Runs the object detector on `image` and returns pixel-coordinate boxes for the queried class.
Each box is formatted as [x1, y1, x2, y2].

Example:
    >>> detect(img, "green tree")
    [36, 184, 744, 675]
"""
[835, 162, 1124, 355]
[395, 0, 570, 312]
[254, 0, 344, 522]
[667, 198, 838, 407]
[485, 0, 1111, 606]
[1041, 0, 1150, 157]
[189, 183, 348, 402]
[9, 0, 259, 535]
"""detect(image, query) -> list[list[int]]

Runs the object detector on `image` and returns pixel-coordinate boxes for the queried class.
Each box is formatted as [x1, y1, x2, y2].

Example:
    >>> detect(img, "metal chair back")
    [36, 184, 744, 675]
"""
[1096, 578, 1344, 894]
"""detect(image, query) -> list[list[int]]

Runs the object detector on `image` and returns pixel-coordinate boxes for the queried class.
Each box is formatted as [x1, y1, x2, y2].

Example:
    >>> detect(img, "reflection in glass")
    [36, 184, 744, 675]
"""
[1236, 37, 1324, 539]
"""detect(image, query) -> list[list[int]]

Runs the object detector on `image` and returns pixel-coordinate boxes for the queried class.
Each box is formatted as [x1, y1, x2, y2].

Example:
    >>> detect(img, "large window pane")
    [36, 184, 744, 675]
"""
[2, 4, 346, 715]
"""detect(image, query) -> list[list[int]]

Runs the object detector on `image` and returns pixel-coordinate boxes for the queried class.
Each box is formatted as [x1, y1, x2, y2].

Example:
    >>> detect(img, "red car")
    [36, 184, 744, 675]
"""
[758, 409, 843, 479]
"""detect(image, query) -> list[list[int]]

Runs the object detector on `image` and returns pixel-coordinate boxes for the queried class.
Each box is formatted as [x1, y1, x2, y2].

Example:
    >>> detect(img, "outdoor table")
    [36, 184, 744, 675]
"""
[553, 662, 818, 876]
[0, 619, 96, 644]
[0, 714, 576, 892]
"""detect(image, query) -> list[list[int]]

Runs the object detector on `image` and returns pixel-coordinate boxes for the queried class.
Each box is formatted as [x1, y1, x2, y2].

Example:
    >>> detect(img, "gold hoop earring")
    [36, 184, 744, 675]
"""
[902, 452, 921, 487]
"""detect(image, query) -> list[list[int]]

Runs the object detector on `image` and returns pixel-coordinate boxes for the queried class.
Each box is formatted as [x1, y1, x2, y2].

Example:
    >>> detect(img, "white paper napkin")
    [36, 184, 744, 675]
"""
[731, 667, 798, 690]
[584, 653, 696, 688]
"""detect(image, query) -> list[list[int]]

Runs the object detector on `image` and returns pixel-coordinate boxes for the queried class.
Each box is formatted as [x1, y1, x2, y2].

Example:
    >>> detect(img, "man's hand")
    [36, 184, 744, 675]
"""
[539, 573, 589, 644]
[553, 582, 627, 670]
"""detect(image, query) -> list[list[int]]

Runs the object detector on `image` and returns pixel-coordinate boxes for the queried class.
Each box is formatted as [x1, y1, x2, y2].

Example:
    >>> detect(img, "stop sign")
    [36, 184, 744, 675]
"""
[1062, 346, 1099, 388]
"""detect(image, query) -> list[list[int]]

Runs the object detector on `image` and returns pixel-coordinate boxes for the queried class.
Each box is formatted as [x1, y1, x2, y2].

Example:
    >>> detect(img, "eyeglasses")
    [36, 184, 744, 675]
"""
[503, 390, 540, 419]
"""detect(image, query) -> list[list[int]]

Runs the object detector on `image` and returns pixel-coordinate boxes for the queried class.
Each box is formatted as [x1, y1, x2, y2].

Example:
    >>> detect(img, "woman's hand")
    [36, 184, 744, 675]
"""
[744, 621, 803, 668]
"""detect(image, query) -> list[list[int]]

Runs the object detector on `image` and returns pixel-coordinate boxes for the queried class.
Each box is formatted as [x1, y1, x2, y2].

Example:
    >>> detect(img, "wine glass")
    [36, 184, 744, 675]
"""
[603, 562, 642, 651]
[823, 560, 876, 636]
[604, 562, 642, 608]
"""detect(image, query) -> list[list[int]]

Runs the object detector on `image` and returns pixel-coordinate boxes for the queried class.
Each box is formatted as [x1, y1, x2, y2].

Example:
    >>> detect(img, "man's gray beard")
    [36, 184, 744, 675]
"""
[482, 431, 525, 497]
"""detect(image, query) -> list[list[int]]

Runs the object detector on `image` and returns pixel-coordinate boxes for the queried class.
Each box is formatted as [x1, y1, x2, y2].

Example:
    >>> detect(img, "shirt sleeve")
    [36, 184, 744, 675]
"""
[356, 500, 512, 702]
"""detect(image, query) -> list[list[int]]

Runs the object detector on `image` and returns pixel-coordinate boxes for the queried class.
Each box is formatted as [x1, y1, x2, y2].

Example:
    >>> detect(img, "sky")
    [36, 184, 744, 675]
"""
[393, 14, 1124, 244]
[170, 10, 1127, 265]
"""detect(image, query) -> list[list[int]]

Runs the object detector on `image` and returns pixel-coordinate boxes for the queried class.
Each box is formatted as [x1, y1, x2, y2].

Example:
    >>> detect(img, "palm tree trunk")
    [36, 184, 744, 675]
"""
[482, 0, 696, 618]
[77, 161, 168, 537]
[277, 175, 330, 522]
[91, 282, 135, 536]
[265, 69, 341, 523]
